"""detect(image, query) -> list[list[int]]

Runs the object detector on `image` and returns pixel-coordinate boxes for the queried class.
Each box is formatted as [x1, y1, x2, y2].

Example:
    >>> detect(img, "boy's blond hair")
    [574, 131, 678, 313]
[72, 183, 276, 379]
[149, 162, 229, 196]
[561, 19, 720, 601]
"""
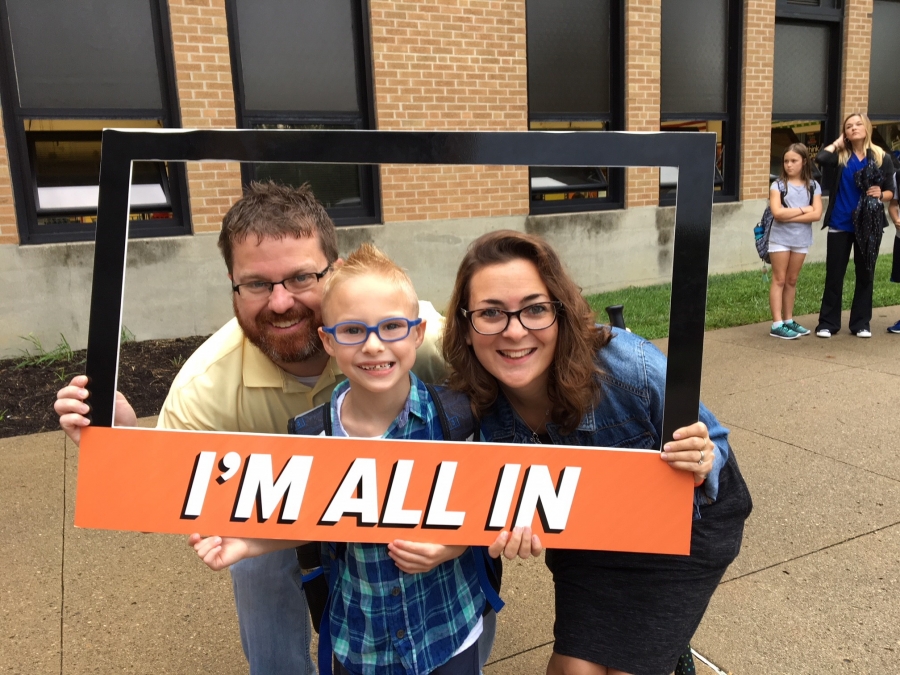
[322, 243, 419, 317]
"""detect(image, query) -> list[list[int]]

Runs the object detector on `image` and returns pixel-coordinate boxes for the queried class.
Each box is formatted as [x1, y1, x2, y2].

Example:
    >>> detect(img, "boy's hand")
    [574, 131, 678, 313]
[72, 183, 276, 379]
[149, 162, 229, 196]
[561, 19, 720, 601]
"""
[488, 526, 543, 560]
[387, 541, 466, 574]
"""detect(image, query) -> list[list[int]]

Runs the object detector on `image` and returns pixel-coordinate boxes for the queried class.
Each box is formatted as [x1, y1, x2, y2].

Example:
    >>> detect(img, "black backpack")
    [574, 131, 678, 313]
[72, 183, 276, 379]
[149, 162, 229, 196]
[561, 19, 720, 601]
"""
[754, 181, 815, 264]
[290, 383, 503, 638]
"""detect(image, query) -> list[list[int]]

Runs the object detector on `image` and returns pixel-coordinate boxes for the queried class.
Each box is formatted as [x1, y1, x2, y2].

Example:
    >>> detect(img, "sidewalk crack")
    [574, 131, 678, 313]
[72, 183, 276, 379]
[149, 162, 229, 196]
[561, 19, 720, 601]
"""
[723, 520, 900, 584]
[723, 422, 900, 484]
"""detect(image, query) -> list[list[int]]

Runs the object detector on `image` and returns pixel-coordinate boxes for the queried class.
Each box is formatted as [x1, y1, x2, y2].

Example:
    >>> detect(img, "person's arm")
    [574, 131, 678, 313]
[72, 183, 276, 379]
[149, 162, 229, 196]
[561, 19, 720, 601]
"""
[816, 136, 843, 166]
[189, 533, 306, 571]
[769, 186, 807, 221]
[890, 200, 900, 231]
[782, 193, 824, 223]
[870, 163, 894, 202]
[643, 340, 726, 494]
[55, 374, 138, 445]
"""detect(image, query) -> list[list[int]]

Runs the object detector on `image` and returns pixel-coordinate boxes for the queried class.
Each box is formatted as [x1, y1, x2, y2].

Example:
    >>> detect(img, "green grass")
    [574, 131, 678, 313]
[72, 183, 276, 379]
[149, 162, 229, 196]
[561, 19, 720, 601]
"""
[15, 333, 76, 369]
[586, 254, 900, 339]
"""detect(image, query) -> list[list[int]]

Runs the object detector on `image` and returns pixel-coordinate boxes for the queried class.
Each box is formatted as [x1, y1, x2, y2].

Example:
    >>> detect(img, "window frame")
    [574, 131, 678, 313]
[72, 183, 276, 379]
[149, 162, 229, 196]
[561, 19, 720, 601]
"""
[0, 0, 190, 245]
[526, 0, 625, 215]
[659, 0, 742, 206]
[224, 0, 381, 226]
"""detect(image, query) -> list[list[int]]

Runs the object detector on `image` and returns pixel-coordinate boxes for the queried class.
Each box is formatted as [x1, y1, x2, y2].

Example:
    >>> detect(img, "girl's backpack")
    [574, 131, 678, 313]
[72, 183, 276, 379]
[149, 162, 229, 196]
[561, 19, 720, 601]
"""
[754, 181, 815, 263]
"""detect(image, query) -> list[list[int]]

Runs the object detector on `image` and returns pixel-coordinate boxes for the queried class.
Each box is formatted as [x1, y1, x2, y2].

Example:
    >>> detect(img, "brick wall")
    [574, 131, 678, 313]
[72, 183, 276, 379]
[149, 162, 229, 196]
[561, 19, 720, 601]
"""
[0, 107, 17, 244]
[841, 0, 872, 120]
[369, 0, 529, 222]
[168, 0, 242, 233]
[624, 0, 660, 207]
[739, 0, 776, 201]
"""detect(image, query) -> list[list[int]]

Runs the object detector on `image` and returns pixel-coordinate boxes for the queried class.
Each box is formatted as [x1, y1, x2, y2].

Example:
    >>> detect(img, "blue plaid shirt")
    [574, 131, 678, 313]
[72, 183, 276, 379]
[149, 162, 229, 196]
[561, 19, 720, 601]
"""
[318, 374, 485, 675]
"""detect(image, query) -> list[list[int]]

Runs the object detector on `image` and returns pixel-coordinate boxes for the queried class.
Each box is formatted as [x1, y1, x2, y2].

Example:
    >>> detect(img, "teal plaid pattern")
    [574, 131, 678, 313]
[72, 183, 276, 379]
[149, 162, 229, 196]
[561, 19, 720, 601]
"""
[323, 375, 485, 675]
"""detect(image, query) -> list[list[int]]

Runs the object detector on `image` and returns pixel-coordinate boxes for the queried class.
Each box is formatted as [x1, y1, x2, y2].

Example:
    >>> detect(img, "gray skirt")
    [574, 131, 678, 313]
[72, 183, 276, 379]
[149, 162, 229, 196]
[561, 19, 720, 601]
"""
[546, 451, 752, 675]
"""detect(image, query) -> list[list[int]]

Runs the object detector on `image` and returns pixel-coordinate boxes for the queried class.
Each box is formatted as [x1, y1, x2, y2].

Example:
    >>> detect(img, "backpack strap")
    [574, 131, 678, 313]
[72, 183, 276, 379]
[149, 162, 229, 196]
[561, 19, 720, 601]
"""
[317, 542, 346, 675]
[287, 402, 332, 436]
[473, 546, 505, 613]
[778, 180, 788, 207]
[424, 383, 477, 442]
[807, 183, 815, 205]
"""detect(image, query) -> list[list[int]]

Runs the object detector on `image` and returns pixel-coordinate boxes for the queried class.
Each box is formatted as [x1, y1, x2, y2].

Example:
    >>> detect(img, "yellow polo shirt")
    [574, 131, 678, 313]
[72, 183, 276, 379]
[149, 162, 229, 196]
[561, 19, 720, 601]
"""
[156, 302, 447, 434]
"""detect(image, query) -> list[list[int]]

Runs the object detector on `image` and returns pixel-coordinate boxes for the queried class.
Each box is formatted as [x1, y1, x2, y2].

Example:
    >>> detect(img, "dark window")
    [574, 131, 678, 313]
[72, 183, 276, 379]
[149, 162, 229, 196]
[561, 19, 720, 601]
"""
[660, 0, 740, 203]
[869, 1, 900, 118]
[770, 6, 842, 187]
[226, 0, 379, 225]
[0, 0, 189, 244]
[526, 0, 623, 213]
[773, 23, 830, 115]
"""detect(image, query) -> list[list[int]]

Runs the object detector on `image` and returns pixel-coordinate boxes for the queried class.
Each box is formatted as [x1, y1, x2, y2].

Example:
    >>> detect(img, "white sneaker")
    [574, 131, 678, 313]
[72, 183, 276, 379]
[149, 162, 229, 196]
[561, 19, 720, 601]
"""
[854, 329, 872, 338]
[816, 329, 832, 338]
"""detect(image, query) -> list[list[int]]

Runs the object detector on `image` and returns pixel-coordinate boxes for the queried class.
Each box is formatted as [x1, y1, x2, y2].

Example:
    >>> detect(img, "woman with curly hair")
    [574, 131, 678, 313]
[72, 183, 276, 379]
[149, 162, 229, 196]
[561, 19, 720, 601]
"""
[444, 230, 752, 675]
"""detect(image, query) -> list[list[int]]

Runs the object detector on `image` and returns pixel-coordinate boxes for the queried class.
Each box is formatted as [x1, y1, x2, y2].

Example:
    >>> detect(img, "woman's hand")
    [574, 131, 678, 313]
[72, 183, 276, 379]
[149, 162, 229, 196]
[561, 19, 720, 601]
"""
[387, 541, 466, 574]
[659, 421, 714, 485]
[830, 135, 845, 151]
[488, 526, 543, 560]
[866, 185, 883, 200]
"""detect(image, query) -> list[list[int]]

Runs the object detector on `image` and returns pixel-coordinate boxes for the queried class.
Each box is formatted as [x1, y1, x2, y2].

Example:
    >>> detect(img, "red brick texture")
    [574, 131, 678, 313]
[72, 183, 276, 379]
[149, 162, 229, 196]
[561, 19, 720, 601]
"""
[624, 0, 660, 207]
[168, 0, 242, 233]
[739, 0, 776, 200]
[0, 107, 19, 244]
[841, 0, 872, 120]
[369, 0, 529, 221]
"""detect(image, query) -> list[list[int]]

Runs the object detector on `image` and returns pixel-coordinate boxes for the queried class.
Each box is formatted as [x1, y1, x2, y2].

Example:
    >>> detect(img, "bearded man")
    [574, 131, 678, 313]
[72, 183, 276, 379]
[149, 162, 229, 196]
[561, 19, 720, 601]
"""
[56, 182, 446, 674]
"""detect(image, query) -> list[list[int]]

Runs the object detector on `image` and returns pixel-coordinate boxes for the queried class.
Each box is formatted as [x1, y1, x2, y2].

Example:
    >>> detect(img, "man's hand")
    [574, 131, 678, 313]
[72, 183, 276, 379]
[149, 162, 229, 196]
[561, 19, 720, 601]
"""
[387, 540, 467, 574]
[188, 534, 300, 571]
[54, 375, 137, 445]
[488, 526, 543, 560]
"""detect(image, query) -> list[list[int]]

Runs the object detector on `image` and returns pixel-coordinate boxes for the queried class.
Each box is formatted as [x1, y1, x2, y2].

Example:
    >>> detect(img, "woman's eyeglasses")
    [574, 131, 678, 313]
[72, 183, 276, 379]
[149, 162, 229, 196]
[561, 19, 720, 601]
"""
[460, 301, 562, 335]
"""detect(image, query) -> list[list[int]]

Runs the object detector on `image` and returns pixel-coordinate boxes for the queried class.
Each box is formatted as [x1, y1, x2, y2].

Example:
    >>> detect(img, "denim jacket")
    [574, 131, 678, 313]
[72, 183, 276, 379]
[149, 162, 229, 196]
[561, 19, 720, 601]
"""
[478, 328, 729, 516]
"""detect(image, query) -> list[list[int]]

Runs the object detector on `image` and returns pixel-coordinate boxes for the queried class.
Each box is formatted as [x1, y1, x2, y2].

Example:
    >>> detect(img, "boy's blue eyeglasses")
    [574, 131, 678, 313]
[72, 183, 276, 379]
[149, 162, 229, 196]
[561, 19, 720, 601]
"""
[321, 317, 422, 345]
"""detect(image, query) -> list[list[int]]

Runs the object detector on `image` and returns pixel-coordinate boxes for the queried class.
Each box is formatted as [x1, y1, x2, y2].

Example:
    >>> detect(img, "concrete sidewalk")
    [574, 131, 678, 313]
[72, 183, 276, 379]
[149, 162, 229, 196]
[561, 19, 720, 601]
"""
[3, 308, 899, 674]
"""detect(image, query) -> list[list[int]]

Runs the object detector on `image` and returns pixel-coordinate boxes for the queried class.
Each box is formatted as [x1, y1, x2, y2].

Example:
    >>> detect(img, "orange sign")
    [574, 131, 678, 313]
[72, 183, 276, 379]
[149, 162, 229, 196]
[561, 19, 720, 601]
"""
[75, 426, 694, 554]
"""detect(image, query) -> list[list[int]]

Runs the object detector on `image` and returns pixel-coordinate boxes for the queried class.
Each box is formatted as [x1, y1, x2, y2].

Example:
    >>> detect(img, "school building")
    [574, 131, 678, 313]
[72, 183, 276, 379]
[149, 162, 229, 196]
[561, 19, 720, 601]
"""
[1, 0, 898, 356]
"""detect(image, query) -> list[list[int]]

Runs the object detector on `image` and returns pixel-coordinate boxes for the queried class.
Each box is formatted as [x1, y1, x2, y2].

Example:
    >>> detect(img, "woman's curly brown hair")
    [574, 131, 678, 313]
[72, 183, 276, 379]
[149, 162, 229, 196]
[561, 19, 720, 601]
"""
[442, 230, 611, 434]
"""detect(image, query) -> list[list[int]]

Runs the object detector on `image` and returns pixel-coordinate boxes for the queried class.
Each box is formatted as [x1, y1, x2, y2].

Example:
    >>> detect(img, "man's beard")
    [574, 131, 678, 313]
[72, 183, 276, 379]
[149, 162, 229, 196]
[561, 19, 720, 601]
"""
[234, 300, 324, 364]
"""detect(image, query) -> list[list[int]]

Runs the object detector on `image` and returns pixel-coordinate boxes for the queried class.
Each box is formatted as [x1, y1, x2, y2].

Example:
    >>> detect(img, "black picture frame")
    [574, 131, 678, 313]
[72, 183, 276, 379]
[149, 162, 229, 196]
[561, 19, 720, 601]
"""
[85, 128, 715, 448]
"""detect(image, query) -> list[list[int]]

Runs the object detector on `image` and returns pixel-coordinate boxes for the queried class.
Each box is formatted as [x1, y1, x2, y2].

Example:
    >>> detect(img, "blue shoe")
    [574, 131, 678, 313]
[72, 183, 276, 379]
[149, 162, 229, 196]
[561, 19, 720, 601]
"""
[783, 320, 810, 336]
[770, 324, 800, 340]
[888, 319, 900, 334]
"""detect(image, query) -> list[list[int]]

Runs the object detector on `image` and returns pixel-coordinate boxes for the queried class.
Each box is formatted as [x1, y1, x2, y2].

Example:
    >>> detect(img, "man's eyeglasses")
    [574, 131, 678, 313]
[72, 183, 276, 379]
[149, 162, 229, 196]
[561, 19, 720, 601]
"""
[322, 317, 422, 345]
[460, 301, 562, 335]
[232, 265, 331, 297]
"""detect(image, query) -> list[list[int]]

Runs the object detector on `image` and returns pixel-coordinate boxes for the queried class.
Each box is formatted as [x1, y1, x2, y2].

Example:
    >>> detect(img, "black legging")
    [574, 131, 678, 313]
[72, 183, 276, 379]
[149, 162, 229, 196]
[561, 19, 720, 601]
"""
[817, 230, 874, 334]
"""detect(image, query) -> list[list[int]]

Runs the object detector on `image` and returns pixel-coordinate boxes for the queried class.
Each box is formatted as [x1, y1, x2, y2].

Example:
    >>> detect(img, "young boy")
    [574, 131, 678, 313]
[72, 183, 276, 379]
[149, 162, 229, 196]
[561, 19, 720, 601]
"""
[191, 244, 486, 675]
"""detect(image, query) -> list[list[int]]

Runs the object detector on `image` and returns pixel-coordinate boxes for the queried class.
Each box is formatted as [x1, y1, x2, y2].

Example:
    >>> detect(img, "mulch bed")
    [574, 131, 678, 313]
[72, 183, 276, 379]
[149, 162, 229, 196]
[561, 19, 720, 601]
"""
[0, 335, 209, 439]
